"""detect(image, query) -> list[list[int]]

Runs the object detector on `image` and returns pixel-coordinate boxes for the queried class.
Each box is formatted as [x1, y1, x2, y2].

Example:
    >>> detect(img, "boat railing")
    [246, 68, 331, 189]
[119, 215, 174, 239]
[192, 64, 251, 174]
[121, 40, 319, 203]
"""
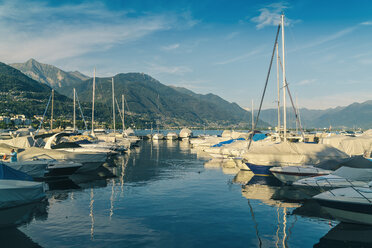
[314, 177, 357, 196]
[348, 186, 372, 203]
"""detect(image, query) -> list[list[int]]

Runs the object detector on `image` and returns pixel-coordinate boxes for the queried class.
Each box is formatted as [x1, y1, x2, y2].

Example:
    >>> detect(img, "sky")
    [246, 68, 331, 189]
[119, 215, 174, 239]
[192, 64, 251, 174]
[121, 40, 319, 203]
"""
[0, 0, 372, 110]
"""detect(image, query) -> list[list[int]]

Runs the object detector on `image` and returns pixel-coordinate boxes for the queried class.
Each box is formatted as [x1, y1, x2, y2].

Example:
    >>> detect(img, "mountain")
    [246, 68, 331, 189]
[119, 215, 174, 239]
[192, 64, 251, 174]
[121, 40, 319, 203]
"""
[71, 73, 258, 128]
[259, 101, 372, 129]
[10, 59, 89, 94]
[0, 62, 71, 119]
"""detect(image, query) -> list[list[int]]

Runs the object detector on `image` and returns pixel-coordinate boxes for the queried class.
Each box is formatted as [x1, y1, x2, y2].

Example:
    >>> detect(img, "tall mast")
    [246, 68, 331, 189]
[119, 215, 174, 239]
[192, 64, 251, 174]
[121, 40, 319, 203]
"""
[112, 78, 115, 134]
[276, 42, 281, 133]
[281, 14, 287, 142]
[122, 94, 125, 131]
[91, 68, 96, 136]
[73, 88, 76, 132]
[50, 89, 54, 130]
[251, 100, 254, 130]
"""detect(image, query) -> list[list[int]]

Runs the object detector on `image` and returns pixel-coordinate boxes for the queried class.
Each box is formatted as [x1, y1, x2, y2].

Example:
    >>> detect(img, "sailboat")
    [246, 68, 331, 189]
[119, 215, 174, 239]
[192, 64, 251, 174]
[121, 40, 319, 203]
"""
[243, 14, 348, 176]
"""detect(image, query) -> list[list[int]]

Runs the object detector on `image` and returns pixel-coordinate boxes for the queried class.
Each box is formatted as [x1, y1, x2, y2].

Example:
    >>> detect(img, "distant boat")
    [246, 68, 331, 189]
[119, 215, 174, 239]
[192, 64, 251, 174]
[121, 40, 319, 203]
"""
[166, 132, 178, 140]
[179, 128, 192, 139]
[152, 133, 164, 140]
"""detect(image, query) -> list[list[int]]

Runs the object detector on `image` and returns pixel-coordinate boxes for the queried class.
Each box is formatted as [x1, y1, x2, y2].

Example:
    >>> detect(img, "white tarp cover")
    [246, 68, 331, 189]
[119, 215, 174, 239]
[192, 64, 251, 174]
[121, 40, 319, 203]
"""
[179, 128, 192, 138]
[18, 147, 107, 163]
[242, 142, 349, 166]
[0, 136, 35, 149]
[320, 135, 372, 156]
[0, 180, 45, 209]
[332, 166, 372, 181]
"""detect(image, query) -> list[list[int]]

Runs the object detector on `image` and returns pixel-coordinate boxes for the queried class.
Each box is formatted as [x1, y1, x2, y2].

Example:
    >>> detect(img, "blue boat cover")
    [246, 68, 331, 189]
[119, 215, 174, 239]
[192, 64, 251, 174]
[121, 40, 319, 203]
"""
[0, 163, 33, 181]
[212, 138, 245, 147]
[252, 133, 267, 142]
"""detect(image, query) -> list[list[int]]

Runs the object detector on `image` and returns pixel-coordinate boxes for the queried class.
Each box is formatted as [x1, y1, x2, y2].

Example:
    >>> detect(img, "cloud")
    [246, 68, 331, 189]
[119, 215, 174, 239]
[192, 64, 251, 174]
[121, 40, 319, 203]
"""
[225, 32, 240, 40]
[360, 21, 372, 26]
[146, 63, 192, 75]
[251, 2, 299, 29]
[214, 48, 263, 65]
[0, 0, 198, 63]
[161, 43, 180, 51]
[296, 79, 316, 86]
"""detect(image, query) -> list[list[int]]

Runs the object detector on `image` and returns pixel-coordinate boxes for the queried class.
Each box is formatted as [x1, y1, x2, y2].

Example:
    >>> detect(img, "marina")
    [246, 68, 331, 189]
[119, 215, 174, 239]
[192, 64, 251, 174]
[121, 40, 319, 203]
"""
[0, 1, 371, 247]
[0, 136, 360, 248]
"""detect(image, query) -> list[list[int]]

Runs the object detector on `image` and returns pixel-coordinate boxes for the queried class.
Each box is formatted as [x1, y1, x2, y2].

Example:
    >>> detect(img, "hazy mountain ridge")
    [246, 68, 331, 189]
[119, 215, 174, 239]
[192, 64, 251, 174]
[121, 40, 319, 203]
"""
[260, 102, 372, 129]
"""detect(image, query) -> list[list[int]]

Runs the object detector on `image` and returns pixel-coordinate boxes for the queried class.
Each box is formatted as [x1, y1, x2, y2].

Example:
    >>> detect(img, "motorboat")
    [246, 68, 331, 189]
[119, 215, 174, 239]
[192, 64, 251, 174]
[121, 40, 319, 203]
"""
[0, 164, 45, 209]
[179, 128, 193, 139]
[2, 160, 50, 179]
[270, 166, 333, 185]
[45, 161, 83, 178]
[166, 132, 178, 140]
[152, 133, 164, 140]
[293, 166, 372, 196]
[314, 186, 372, 225]
[243, 142, 348, 176]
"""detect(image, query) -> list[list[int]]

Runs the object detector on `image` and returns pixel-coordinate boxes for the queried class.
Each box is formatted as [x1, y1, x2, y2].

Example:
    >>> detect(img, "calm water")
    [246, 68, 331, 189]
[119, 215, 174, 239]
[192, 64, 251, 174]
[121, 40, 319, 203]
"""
[1, 139, 369, 247]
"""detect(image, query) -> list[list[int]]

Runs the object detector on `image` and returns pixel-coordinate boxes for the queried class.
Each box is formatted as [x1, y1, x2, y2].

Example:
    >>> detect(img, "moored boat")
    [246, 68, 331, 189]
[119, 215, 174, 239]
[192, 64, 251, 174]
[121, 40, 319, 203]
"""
[314, 186, 372, 225]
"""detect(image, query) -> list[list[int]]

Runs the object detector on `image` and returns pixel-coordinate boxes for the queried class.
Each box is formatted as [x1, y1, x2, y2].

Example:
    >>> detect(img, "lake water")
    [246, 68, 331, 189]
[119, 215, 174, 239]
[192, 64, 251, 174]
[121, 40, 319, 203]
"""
[1, 139, 369, 247]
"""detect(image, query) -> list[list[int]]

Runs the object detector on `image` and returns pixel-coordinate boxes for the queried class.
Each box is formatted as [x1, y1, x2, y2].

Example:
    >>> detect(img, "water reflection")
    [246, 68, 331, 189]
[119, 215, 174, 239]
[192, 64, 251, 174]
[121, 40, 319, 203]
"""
[7, 139, 365, 247]
[315, 222, 372, 247]
[0, 200, 48, 248]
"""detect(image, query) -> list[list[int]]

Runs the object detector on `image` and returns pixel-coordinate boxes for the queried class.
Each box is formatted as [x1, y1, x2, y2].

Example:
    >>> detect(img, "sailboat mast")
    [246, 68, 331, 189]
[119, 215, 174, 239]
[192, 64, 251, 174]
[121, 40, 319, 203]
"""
[276, 42, 281, 132]
[251, 100, 254, 130]
[281, 14, 287, 142]
[73, 88, 76, 132]
[112, 78, 115, 134]
[50, 89, 54, 130]
[91, 68, 96, 135]
[122, 94, 125, 131]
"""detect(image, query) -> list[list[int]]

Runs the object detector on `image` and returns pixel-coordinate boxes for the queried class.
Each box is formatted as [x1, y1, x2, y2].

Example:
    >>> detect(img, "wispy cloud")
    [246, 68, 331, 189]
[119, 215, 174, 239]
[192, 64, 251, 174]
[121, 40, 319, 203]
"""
[225, 31, 240, 40]
[214, 48, 263, 65]
[161, 43, 180, 51]
[360, 21, 372, 26]
[251, 2, 299, 29]
[0, 0, 198, 63]
[296, 79, 316, 86]
[146, 63, 192, 75]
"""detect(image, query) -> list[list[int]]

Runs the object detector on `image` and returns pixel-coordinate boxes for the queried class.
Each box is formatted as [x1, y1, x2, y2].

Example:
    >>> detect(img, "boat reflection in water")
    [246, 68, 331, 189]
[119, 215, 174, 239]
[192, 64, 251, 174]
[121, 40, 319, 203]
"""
[314, 222, 372, 247]
[0, 200, 48, 248]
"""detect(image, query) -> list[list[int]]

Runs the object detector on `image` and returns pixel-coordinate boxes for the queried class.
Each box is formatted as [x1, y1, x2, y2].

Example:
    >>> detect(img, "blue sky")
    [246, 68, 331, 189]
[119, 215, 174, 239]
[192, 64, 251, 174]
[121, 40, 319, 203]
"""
[1, 0, 372, 109]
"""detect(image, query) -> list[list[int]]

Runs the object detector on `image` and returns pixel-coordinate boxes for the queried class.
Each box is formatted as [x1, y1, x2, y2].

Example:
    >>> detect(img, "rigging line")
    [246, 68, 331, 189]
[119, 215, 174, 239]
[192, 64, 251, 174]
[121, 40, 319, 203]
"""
[247, 23, 281, 150]
[115, 98, 123, 124]
[33, 92, 53, 145]
[277, 56, 305, 139]
[75, 90, 88, 131]
[124, 97, 136, 127]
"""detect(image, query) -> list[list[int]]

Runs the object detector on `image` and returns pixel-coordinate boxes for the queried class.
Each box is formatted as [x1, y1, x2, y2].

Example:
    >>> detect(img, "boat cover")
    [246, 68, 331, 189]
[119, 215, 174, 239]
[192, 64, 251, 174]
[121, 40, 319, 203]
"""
[179, 128, 192, 138]
[18, 147, 107, 163]
[212, 138, 245, 147]
[242, 142, 349, 166]
[332, 166, 372, 181]
[4, 161, 49, 179]
[0, 163, 33, 181]
[320, 135, 372, 156]
[0, 180, 45, 209]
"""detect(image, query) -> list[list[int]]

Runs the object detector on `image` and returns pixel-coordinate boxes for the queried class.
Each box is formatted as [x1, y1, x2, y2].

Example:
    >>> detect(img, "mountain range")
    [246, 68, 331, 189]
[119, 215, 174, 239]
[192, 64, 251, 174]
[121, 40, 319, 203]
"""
[6, 59, 257, 128]
[8, 59, 372, 129]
